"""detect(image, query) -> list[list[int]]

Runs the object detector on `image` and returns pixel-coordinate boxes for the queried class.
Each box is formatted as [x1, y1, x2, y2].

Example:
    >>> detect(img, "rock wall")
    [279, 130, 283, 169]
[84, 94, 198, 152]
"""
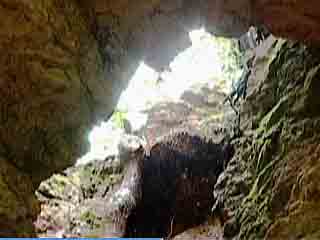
[0, 0, 320, 236]
[109, 132, 232, 238]
[0, 0, 106, 235]
[35, 155, 124, 237]
[214, 38, 320, 239]
[252, 0, 320, 44]
[135, 83, 235, 147]
[0, 157, 39, 236]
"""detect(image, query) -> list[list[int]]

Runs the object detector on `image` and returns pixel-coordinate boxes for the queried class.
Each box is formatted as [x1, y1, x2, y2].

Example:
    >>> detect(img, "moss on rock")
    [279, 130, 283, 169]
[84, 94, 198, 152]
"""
[232, 41, 320, 239]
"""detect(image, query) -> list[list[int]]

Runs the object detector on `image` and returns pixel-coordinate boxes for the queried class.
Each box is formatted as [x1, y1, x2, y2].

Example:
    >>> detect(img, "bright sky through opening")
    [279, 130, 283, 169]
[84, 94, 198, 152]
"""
[77, 28, 225, 165]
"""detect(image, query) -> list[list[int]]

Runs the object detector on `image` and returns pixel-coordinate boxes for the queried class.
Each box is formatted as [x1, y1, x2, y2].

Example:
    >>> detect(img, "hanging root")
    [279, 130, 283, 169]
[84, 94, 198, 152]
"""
[166, 215, 175, 240]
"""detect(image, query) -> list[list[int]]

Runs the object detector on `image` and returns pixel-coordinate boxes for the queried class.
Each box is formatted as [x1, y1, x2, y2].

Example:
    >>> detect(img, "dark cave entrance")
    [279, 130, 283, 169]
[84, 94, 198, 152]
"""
[34, 26, 261, 238]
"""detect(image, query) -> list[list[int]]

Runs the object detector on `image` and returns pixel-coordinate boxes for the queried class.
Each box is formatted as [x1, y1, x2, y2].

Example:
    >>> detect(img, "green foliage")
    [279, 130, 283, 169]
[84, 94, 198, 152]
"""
[111, 109, 128, 129]
[211, 37, 244, 82]
[80, 210, 102, 229]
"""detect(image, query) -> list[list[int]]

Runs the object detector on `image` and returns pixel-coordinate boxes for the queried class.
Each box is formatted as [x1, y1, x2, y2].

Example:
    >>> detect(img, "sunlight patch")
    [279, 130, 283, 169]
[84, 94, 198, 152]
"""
[77, 28, 241, 165]
[117, 62, 159, 112]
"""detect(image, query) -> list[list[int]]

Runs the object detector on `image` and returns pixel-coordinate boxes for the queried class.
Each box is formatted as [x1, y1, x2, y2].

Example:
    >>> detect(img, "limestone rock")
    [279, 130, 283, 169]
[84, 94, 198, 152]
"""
[35, 157, 124, 237]
[0, 157, 39, 237]
[117, 134, 145, 166]
[104, 132, 233, 238]
[136, 82, 235, 145]
[0, 0, 109, 182]
[219, 41, 320, 239]
[1, 0, 320, 236]
[172, 217, 224, 240]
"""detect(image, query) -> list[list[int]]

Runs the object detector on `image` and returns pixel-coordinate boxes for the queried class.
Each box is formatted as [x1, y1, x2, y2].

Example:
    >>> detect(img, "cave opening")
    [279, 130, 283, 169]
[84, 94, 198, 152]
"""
[78, 28, 242, 165]
[35, 27, 244, 237]
[2, 0, 320, 238]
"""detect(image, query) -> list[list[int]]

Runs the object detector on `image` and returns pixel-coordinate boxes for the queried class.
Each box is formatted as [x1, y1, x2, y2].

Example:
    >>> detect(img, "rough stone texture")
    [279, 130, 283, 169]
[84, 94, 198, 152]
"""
[35, 155, 124, 237]
[205, 0, 320, 43]
[81, 0, 204, 71]
[102, 132, 233, 238]
[212, 137, 253, 238]
[82, 0, 320, 77]
[172, 217, 224, 240]
[205, 0, 253, 38]
[0, 0, 109, 180]
[35, 133, 144, 237]
[213, 40, 320, 239]
[0, 157, 39, 237]
[136, 83, 236, 148]
[252, 0, 320, 44]
[1, 0, 320, 236]
[0, 1, 108, 234]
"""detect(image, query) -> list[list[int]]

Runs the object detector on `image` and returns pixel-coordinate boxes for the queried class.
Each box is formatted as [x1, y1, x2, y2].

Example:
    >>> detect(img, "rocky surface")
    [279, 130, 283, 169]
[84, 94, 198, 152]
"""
[1, 0, 320, 236]
[35, 131, 233, 238]
[0, 1, 107, 234]
[35, 133, 144, 237]
[172, 217, 224, 240]
[252, 0, 320, 44]
[104, 132, 233, 238]
[0, 157, 39, 237]
[212, 38, 320, 239]
[34, 34, 320, 239]
[35, 156, 123, 237]
[137, 83, 236, 149]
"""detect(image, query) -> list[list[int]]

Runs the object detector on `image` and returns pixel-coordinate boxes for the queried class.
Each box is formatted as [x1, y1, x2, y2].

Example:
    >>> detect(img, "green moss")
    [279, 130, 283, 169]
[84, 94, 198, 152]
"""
[80, 211, 97, 222]
[236, 41, 320, 240]
[80, 210, 102, 230]
[47, 174, 70, 193]
[259, 96, 288, 131]
[267, 202, 320, 239]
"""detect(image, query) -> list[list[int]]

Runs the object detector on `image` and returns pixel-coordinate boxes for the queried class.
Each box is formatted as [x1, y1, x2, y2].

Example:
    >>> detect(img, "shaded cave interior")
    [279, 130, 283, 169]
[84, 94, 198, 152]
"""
[35, 26, 252, 238]
[2, 0, 320, 238]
